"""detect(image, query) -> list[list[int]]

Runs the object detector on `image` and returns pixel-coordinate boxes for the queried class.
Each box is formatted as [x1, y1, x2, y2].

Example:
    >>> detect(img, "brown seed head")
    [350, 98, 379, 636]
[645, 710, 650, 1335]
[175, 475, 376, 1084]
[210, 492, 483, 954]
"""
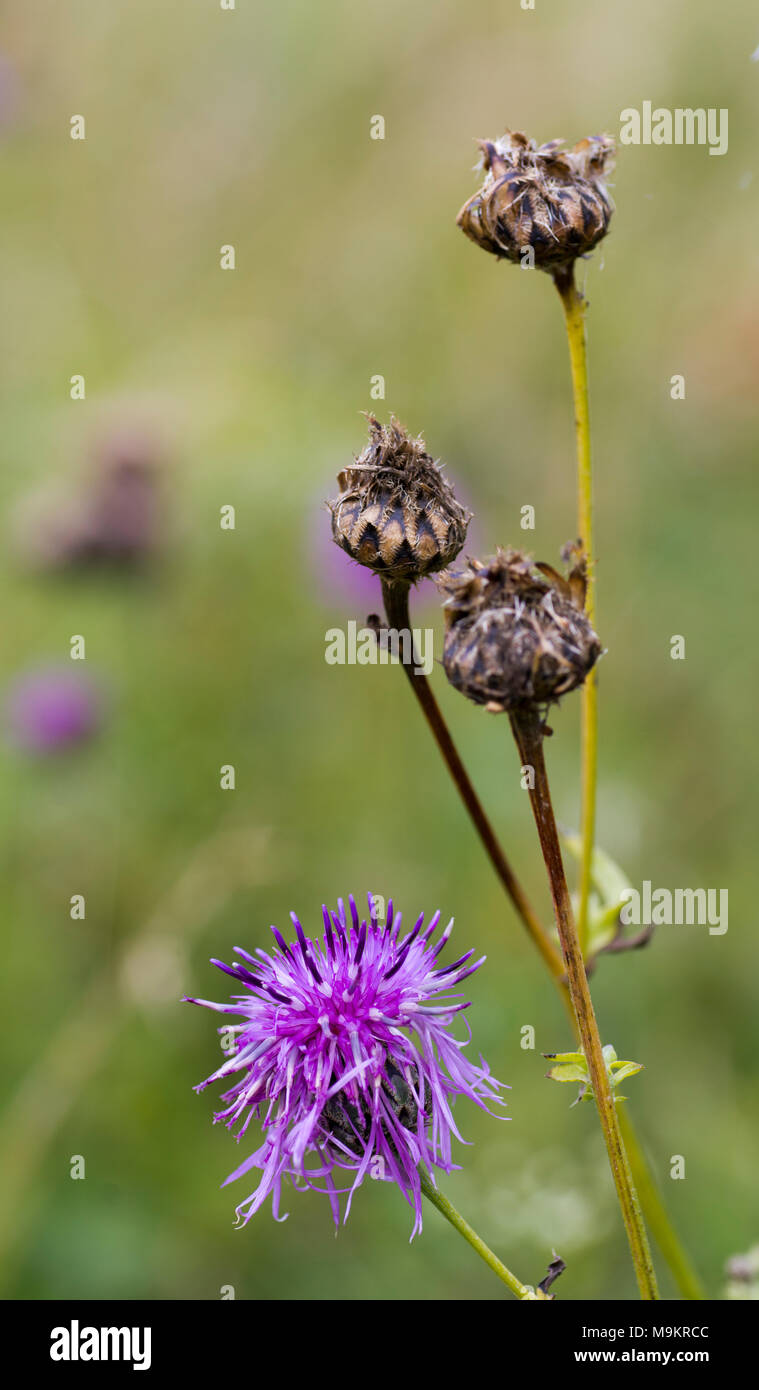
[439, 545, 602, 713]
[329, 415, 471, 584]
[457, 130, 615, 271]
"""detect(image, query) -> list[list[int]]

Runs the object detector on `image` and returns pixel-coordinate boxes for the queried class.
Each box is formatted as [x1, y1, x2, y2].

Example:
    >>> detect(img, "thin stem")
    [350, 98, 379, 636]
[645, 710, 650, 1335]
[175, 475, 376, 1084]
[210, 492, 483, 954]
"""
[551, 267, 703, 1298]
[419, 1169, 541, 1299]
[509, 708, 659, 1301]
[548, 962, 704, 1299]
[383, 578, 704, 1300]
[381, 578, 564, 981]
[617, 1107, 707, 1301]
[554, 265, 597, 958]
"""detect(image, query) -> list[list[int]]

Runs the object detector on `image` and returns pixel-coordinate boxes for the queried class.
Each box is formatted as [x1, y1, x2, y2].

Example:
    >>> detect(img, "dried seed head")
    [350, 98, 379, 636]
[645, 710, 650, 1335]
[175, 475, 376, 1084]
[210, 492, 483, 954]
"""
[329, 415, 471, 584]
[457, 130, 615, 271]
[440, 545, 602, 713]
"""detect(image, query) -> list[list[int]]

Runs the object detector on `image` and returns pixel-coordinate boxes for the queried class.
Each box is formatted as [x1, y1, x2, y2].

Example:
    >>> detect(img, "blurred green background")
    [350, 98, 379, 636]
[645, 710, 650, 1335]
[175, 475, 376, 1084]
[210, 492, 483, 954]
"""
[1, 0, 757, 1301]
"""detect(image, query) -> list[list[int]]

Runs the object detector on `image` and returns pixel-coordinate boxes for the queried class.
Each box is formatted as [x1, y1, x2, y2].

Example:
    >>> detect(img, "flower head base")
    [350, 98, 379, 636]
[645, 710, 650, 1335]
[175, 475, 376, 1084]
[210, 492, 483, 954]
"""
[186, 894, 506, 1235]
[457, 130, 615, 272]
[440, 546, 602, 713]
[329, 415, 470, 585]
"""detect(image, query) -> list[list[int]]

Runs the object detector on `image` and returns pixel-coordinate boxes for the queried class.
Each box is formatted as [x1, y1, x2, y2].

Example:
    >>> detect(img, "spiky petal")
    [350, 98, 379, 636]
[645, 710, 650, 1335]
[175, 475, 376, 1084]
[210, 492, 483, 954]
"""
[185, 894, 507, 1235]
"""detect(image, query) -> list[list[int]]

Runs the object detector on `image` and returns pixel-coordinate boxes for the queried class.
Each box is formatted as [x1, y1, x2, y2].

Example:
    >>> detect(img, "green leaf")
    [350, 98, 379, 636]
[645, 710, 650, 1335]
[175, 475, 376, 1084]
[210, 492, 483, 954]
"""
[609, 1061, 644, 1085]
[544, 1042, 643, 1105]
[545, 1063, 588, 1084]
[561, 832, 635, 954]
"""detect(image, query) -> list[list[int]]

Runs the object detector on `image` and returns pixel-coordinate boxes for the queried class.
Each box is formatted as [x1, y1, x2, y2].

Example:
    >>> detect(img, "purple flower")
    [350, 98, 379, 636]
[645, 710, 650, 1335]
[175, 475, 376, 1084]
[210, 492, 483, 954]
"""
[0, 54, 19, 132]
[4, 666, 102, 753]
[186, 894, 507, 1234]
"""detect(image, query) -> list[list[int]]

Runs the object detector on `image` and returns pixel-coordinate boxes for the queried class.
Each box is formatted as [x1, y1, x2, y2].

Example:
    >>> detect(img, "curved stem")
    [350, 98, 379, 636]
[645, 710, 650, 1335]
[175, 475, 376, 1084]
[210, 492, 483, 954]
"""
[381, 579, 564, 981]
[509, 707, 659, 1300]
[554, 266, 597, 958]
[419, 1169, 541, 1299]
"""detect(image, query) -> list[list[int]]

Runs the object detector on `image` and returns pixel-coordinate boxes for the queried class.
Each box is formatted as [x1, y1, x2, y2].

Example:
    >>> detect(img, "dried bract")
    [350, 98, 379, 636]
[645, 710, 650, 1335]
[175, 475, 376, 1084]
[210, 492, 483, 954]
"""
[440, 545, 602, 713]
[329, 416, 470, 584]
[457, 130, 614, 271]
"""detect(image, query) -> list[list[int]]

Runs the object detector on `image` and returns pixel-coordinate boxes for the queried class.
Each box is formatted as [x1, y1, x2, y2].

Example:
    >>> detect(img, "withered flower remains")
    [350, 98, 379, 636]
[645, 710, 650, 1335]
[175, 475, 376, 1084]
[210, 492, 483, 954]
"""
[457, 131, 614, 271]
[329, 415, 470, 584]
[440, 546, 601, 713]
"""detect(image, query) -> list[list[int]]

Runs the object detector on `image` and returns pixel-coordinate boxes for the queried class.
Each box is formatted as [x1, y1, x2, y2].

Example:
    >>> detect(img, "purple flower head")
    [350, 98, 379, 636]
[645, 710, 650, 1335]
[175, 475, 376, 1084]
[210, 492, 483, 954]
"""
[4, 666, 102, 753]
[0, 54, 19, 133]
[185, 894, 507, 1235]
[12, 426, 162, 573]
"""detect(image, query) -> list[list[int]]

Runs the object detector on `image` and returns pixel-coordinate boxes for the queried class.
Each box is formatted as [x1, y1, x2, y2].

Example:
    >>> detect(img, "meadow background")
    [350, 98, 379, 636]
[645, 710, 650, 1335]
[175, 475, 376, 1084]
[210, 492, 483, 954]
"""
[0, 0, 757, 1300]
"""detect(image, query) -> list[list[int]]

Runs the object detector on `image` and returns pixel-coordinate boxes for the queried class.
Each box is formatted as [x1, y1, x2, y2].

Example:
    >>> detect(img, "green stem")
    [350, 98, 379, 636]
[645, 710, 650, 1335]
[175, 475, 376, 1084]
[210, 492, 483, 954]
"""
[550, 968, 704, 1299]
[419, 1170, 541, 1299]
[535, 926, 703, 1297]
[510, 708, 659, 1301]
[551, 265, 704, 1298]
[554, 265, 597, 959]
[617, 1107, 707, 1301]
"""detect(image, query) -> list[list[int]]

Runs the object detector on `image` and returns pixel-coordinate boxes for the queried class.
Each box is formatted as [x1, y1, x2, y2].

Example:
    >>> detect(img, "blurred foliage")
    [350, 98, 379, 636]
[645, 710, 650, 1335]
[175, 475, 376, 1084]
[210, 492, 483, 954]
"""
[0, 0, 757, 1300]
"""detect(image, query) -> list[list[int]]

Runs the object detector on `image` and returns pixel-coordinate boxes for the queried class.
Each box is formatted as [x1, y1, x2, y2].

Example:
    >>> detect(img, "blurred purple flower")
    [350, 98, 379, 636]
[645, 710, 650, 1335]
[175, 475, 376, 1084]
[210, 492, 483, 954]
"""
[309, 506, 385, 610]
[13, 427, 163, 572]
[309, 479, 483, 615]
[0, 54, 19, 131]
[186, 893, 507, 1234]
[77, 430, 161, 565]
[4, 667, 102, 753]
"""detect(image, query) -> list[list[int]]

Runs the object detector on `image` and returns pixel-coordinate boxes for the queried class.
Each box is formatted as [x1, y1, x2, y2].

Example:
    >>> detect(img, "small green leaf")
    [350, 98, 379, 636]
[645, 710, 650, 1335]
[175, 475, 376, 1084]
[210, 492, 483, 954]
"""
[544, 1041, 643, 1105]
[609, 1061, 644, 1085]
[543, 1050, 585, 1067]
[545, 1063, 588, 1084]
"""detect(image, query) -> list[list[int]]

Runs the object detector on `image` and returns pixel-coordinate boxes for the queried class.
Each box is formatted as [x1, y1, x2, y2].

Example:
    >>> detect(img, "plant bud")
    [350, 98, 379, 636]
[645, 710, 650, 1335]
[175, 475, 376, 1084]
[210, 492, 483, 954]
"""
[440, 546, 601, 713]
[457, 130, 614, 271]
[329, 415, 470, 584]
